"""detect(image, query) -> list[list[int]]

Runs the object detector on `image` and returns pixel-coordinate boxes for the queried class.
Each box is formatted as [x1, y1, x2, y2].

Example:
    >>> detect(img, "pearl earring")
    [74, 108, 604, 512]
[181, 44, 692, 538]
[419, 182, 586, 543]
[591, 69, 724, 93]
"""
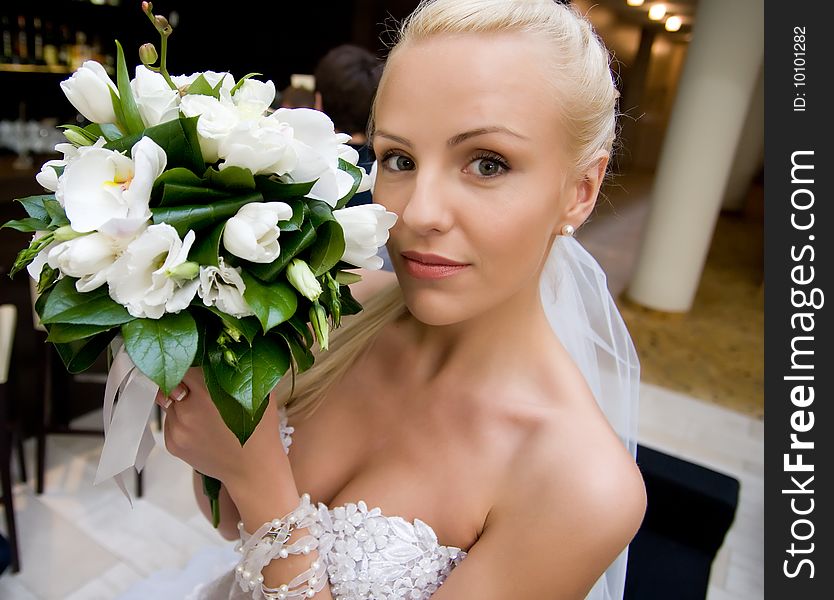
[561, 224, 575, 237]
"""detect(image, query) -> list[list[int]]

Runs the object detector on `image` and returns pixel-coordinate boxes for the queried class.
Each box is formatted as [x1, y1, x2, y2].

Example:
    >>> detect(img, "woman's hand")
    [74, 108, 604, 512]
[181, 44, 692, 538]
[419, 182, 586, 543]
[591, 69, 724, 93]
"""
[156, 367, 289, 491]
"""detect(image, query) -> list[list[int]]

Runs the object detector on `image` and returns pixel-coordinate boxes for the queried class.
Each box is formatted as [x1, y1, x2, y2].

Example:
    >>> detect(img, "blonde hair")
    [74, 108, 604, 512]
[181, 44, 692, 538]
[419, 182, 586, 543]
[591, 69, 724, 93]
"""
[285, 0, 618, 419]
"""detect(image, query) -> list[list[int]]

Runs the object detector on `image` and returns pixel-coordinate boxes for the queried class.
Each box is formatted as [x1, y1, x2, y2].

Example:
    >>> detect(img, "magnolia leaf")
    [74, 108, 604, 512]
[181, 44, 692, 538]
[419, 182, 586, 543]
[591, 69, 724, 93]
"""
[2, 217, 50, 233]
[186, 74, 221, 98]
[122, 312, 199, 395]
[334, 159, 364, 210]
[246, 219, 317, 281]
[204, 166, 257, 191]
[308, 221, 345, 276]
[40, 278, 135, 326]
[255, 175, 316, 200]
[151, 191, 263, 237]
[17, 195, 54, 221]
[198, 305, 261, 345]
[44, 199, 69, 228]
[106, 116, 204, 174]
[46, 322, 115, 343]
[278, 201, 305, 232]
[208, 335, 290, 413]
[85, 122, 123, 142]
[114, 40, 145, 135]
[159, 184, 232, 207]
[241, 272, 298, 333]
[203, 359, 270, 445]
[54, 329, 118, 374]
[280, 329, 314, 372]
[189, 221, 225, 268]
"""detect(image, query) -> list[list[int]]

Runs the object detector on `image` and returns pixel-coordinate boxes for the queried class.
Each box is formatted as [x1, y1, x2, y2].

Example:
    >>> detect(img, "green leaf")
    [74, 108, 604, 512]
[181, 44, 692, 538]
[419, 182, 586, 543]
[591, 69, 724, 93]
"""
[204, 166, 257, 191]
[17, 195, 54, 221]
[44, 199, 69, 228]
[185, 73, 221, 98]
[308, 221, 345, 276]
[46, 322, 115, 343]
[287, 314, 314, 347]
[54, 329, 118, 374]
[114, 40, 146, 135]
[279, 201, 305, 232]
[40, 278, 135, 326]
[246, 219, 317, 281]
[307, 199, 337, 227]
[189, 221, 225, 268]
[198, 305, 261, 345]
[241, 272, 298, 333]
[339, 284, 363, 317]
[280, 330, 314, 372]
[109, 87, 129, 134]
[151, 191, 263, 237]
[208, 335, 290, 413]
[106, 116, 204, 174]
[85, 122, 123, 142]
[203, 360, 270, 445]
[2, 217, 50, 232]
[160, 184, 232, 207]
[255, 176, 316, 200]
[153, 167, 205, 190]
[335, 159, 364, 210]
[122, 312, 199, 395]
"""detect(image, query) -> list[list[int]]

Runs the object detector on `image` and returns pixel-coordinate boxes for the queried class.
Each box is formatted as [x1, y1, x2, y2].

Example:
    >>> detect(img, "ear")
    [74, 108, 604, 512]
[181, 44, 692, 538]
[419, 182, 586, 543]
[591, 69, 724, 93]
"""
[314, 91, 324, 112]
[557, 152, 609, 234]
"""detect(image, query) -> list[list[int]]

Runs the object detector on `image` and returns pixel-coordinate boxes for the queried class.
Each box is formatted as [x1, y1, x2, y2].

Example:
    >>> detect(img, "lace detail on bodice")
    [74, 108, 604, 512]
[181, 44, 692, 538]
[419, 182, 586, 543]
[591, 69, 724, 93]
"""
[278, 407, 467, 599]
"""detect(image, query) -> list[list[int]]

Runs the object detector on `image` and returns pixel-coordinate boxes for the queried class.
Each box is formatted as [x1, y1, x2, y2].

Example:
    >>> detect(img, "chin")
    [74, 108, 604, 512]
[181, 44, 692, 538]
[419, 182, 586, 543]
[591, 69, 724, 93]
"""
[400, 287, 472, 326]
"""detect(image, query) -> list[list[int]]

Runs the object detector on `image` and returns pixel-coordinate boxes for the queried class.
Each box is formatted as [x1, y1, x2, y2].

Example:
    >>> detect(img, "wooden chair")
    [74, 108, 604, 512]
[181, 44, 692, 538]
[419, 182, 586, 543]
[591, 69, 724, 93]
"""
[0, 304, 22, 573]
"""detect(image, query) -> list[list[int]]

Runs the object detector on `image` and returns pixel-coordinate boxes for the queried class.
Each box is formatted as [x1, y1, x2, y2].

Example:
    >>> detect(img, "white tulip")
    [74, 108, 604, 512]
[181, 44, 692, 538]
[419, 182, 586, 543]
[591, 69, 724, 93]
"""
[198, 257, 254, 318]
[47, 231, 135, 292]
[60, 136, 166, 236]
[108, 225, 199, 319]
[222, 201, 293, 263]
[131, 65, 180, 127]
[333, 204, 398, 270]
[60, 61, 119, 124]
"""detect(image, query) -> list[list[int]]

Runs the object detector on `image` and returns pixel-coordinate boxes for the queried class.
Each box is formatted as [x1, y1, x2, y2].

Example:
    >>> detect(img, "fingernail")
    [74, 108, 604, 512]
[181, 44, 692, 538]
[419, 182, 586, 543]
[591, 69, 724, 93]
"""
[172, 385, 188, 402]
[162, 398, 172, 409]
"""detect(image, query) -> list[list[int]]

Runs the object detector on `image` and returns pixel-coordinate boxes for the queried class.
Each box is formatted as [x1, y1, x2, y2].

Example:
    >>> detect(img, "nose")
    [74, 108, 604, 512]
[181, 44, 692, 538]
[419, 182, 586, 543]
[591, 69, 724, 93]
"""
[399, 165, 454, 236]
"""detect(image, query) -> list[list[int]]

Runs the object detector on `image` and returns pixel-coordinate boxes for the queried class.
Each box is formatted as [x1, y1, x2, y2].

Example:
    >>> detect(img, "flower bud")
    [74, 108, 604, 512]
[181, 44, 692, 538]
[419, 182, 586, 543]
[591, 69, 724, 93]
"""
[334, 271, 362, 286]
[309, 302, 329, 352]
[155, 15, 171, 34]
[223, 349, 239, 369]
[139, 43, 158, 66]
[166, 260, 200, 281]
[286, 259, 322, 301]
[223, 324, 243, 343]
[63, 129, 94, 147]
[53, 225, 87, 242]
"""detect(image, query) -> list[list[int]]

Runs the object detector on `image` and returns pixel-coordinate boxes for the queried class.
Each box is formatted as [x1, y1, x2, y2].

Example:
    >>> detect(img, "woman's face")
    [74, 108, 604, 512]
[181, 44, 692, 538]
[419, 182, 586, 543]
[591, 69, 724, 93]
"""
[372, 33, 597, 326]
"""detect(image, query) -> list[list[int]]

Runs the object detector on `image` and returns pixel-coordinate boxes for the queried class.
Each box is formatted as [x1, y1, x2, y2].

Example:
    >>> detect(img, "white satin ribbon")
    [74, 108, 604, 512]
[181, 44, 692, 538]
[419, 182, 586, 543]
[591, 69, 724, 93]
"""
[93, 340, 159, 505]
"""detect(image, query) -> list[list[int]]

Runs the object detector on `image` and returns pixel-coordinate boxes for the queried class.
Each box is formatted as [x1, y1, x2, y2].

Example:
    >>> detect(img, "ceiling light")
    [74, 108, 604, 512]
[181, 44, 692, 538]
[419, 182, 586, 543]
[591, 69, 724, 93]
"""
[648, 4, 667, 20]
[627, 0, 645, 6]
[665, 15, 682, 31]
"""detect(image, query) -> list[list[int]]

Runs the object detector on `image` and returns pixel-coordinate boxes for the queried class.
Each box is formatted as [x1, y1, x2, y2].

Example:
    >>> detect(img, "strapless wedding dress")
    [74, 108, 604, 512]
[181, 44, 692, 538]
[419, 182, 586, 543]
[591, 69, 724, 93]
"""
[119, 407, 467, 600]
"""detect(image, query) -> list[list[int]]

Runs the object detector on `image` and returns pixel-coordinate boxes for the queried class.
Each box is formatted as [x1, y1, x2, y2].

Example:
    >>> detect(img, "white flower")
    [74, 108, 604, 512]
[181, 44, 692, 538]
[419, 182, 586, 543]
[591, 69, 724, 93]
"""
[47, 231, 135, 292]
[36, 142, 88, 195]
[222, 201, 292, 263]
[60, 61, 118, 124]
[171, 70, 235, 93]
[59, 136, 166, 236]
[216, 118, 297, 176]
[334, 204, 398, 270]
[179, 92, 239, 163]
[108, 224, 199, 319]
[197, 257, 254, 318]
[131, 65, 180, 127]
[271, 108, 357, 206]
[232, 78, 276, 119]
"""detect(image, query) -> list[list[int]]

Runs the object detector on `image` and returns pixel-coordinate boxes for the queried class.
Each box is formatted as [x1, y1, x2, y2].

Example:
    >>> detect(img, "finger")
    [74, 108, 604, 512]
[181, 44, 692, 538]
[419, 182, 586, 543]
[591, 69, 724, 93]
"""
[155, 390, 172, 410]
[169, 383, 189, 403]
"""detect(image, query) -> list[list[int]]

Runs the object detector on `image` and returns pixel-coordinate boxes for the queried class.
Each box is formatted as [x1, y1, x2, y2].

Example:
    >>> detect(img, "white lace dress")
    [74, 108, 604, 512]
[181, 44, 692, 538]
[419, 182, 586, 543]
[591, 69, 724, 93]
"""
[121, 407, 468, 600]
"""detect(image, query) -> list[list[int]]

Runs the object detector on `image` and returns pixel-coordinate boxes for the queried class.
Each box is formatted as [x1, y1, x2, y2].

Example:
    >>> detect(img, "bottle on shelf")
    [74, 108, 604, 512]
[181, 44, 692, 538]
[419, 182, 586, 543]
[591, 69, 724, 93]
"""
[14, 15, 30, 65]
[43, 21, 59, 67]
[1, 16, 13, 64]
[32, 17, 45, 66]
[58, 24, 72, 67]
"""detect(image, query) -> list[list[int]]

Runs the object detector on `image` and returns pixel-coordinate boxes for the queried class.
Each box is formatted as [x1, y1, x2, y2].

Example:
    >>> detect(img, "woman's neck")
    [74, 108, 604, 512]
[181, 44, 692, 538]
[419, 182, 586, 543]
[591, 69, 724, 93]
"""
[400, 279, 557, 387]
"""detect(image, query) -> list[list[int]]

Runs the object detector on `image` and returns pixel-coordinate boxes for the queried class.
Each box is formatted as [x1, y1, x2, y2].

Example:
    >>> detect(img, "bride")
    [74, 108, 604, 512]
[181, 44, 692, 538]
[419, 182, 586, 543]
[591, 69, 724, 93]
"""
[154, 0, 646, 598]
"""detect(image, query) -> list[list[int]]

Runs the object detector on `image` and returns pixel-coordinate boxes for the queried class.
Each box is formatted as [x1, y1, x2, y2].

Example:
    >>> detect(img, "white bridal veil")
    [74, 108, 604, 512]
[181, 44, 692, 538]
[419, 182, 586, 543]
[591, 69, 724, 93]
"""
[539, 234, 641, 600]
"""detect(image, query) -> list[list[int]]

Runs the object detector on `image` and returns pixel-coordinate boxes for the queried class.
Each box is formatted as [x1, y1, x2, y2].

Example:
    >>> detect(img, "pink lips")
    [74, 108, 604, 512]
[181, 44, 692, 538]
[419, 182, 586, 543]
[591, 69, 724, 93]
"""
[400, 251, 469, 280]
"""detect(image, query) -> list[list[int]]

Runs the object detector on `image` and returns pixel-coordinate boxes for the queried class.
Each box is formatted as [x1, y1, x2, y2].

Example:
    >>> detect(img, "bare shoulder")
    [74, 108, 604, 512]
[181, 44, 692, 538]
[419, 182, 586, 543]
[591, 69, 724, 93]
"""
[348, 268, 398, 304]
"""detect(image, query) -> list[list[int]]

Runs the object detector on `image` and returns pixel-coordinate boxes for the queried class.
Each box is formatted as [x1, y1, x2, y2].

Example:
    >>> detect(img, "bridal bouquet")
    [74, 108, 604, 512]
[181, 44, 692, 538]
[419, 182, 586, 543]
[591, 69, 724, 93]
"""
[3, 3, 395, 522]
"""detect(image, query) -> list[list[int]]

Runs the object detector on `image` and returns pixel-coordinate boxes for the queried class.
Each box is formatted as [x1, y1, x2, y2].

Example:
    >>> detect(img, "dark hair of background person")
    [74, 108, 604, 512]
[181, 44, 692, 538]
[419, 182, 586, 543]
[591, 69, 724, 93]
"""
[314, 44, 382, 136]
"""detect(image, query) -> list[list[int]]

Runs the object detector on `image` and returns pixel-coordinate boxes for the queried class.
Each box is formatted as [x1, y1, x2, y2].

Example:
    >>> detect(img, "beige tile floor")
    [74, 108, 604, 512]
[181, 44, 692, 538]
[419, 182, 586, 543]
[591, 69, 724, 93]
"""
[0, 381, 763, 599]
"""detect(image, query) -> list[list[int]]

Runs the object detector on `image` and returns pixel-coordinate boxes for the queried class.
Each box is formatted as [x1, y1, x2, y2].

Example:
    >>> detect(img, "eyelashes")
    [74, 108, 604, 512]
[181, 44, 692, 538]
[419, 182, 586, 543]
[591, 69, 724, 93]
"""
[377, 149, 511, 178]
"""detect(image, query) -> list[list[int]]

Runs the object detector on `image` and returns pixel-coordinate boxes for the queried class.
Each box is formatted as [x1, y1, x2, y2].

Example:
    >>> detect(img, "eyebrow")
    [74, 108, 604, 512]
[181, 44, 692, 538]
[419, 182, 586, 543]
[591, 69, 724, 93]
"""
[373, 126, 527, 148]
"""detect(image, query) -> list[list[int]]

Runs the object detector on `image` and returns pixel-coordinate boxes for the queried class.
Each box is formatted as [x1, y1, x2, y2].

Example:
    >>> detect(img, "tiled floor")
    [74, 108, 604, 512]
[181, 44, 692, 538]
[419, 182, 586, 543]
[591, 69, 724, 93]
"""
[0, 381, 763, 599]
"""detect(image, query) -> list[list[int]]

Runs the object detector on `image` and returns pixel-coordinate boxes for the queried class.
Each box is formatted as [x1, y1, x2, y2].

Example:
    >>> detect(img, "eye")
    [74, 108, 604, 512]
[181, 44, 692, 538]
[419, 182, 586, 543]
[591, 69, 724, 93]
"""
[466, 153, 510, 178]
[381, 153, 416, 172]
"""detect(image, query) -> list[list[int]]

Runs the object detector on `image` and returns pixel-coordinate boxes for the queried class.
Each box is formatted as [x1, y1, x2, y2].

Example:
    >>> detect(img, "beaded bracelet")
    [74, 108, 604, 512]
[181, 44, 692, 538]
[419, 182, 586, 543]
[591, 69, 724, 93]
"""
[234, 493, 329, 599]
